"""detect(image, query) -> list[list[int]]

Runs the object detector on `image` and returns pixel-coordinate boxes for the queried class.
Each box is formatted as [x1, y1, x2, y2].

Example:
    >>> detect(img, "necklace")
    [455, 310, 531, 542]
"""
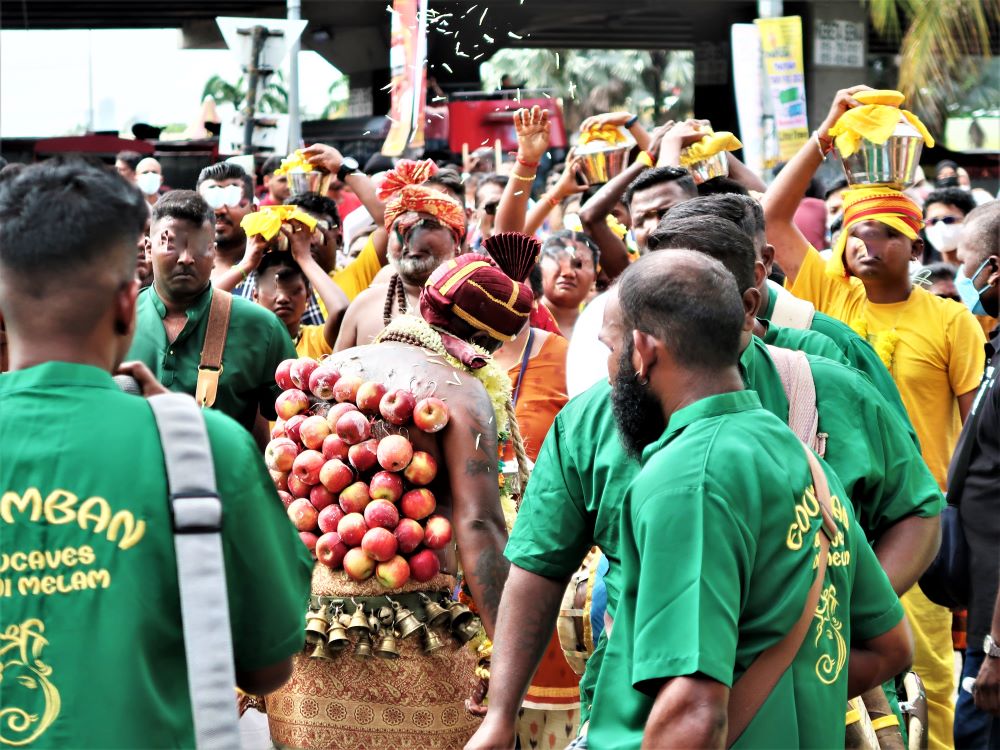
[383, 273, 418, 326]
[850, 303, 905, 374]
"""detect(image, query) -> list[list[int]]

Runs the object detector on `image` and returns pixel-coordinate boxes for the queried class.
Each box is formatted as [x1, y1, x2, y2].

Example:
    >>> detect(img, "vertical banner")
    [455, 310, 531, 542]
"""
[755, 15, 809, 162]
[730, 24, 766, 176]
[382, 0, 429, 157]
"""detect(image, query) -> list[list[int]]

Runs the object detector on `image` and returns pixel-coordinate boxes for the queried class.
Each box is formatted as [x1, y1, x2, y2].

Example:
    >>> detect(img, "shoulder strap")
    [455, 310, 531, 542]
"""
[195, 289, 232, 408]
[147, 393, 240, 750]
[766, 345, 826, 458]
[726, 444, 837, 748]
[771, 291, 816, 330]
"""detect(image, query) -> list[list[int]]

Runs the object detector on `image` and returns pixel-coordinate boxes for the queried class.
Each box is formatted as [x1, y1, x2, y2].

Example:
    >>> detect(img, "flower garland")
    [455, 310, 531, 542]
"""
[850, 317, 901, 373]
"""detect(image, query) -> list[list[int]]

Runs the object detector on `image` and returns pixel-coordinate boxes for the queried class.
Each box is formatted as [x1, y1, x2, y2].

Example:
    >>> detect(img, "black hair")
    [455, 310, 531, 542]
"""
[824, 177, 849, 200]
[196, 161, 254, 201]
[922, 262, 957, 285]
[961, 200, 1000, 267]
[256, 251, 309, 289]
[0, 162, 25, 184]
[649, 215, 756, 293]
[541, 229, 600, 270]
[624, 166, 697, 207]
[285, 193, 341, 226]
[151, 190, 214, 227]
[0, 159, 147, 279]
[652, 194, 765, 256]
[425, 167, 464, 202]
[261, 155, 284, 178]
[935, 160, 959, 175]
[617, 249, 744, 370]
[115, 150, 143, 172]
[696, 176, 750, 197]
[924, 187, 977, 218]
[477, 173, 509, 196]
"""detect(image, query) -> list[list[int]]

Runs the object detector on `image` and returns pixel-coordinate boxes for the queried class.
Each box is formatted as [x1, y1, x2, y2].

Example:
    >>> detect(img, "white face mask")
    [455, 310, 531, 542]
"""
[136, 172, 162, 196]
[925, 222, 962, 252]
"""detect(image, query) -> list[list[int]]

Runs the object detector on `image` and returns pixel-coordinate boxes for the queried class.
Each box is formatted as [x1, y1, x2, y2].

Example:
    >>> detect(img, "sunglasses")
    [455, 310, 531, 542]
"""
[926, 216, 960, 226]
[200, 184, 244, 209]
[483, 201, 500, 216]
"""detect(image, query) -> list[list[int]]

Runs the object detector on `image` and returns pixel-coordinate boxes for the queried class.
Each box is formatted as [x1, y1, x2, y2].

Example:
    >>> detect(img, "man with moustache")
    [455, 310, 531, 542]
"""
[195, 162, 257, 291]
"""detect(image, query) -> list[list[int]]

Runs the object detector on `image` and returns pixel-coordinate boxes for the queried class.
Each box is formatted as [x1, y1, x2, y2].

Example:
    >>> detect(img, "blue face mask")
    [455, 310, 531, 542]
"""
[956, 259, 994, 316]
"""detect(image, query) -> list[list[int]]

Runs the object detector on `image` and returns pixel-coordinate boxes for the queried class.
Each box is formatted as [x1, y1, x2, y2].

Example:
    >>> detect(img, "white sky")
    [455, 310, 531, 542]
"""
[0, 29, 346, 137]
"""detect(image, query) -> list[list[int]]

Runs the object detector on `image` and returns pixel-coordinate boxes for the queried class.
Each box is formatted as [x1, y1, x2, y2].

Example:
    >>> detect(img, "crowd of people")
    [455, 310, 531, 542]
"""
[0, 81, 998, 750]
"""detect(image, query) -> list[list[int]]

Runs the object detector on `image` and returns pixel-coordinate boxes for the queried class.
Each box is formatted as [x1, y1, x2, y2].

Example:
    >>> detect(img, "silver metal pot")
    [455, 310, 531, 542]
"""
[288, 169, 333, 197]
[683, 151, 729, 184]
[838, 120, 924, 190]
[575, 141, 631, 184]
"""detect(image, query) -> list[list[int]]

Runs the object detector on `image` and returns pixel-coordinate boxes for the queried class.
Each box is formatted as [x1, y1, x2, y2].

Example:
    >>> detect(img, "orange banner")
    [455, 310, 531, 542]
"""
[381, 0, 428, 156]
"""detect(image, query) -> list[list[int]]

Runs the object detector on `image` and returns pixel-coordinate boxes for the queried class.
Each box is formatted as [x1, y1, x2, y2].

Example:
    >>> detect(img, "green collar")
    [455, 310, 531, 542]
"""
[640, 389, 761, 465]
[0, 361, 116, 394]
[148, 282, 213, 321]
[761, 284, 778, 321]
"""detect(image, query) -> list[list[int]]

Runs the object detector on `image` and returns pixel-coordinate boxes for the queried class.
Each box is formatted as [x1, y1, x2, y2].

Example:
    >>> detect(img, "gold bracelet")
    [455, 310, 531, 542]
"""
[511, 172, 536, 182]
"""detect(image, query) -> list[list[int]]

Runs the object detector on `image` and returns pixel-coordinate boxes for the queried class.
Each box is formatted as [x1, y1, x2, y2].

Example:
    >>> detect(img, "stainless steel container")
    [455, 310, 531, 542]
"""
[683, 151, 730, 184]
[839, 120, 924, 190]
[576, 141, 631, 184]
[289, 169, 333, 197]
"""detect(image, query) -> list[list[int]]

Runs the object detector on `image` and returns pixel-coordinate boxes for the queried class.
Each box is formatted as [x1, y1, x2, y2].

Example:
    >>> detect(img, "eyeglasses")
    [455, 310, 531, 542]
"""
[483, 201, 500, 216]
[926, 216, 960, 226]
[200, 184, 244, 209]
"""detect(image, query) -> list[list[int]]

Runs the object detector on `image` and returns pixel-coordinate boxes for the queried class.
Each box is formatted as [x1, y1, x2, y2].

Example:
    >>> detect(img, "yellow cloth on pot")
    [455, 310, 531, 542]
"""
[579, 124, 628, 146]
[240, 205, 318, 240]
[828, 89, 934, 157]
[679, 130, 742, 168]
[274, 149, 314, 176]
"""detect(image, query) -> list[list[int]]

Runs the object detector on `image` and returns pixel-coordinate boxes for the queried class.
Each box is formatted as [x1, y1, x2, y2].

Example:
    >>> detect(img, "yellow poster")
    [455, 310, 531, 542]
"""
[755, 16, 809, 161]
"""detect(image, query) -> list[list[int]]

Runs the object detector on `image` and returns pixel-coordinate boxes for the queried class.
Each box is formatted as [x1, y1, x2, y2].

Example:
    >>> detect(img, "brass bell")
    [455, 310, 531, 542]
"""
[354, 631, 373, 658]
[421, 625, 445, 654]
[348, 603, 371, 636]
[375, 628, 401, 659]
[305, 606, 328, 643]
[309, 640, 331, 660]
[453, 617, 482, 644]
[420, 594, 450, 628]
[326, 609, 350, 651]
[447, 600, 475, 630]
[390, 599, 423, 640]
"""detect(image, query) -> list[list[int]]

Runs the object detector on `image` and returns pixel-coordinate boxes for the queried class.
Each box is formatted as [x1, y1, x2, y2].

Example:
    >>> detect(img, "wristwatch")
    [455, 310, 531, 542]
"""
[985, 634, 1000, 658]
[336, 156, 360, 182]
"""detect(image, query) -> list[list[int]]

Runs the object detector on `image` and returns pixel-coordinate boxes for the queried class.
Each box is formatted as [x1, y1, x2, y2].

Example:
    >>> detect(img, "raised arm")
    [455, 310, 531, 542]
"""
[213, 233, 267, 291]
[285, 221, 350, 346]
[523, 151, 588, 236]
[494, 106, 550, 235]
[761, 85, 871, 283]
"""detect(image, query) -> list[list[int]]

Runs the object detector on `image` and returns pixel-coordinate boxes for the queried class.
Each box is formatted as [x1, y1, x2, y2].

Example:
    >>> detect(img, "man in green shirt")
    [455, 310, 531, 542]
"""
[0, 160, 312, 748]
[586, 250, 910, 748]
[127, 190, 297, 432]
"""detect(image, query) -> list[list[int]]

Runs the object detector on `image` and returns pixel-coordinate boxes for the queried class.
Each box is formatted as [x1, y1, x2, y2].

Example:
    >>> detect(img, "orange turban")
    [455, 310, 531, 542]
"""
[827, 187, 923, 279]
[379, 159, 466, 239]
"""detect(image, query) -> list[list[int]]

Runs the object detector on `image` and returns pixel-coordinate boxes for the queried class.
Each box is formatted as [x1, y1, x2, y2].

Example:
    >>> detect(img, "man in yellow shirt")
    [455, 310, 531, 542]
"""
[762, 84, 986, 750]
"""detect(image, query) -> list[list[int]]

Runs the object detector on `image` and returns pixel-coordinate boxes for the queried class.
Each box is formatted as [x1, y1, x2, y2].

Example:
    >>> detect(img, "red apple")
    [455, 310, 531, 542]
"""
[369, 471, 404, 503]
[325, 402, 359, 430]
[403, 451, 438, 486]
[284, 414, 307, 444]
[337, 512, 368, 547]
[338, 481, 371, 514]
[287, 497, 319, 532]
[423, 515, 453, 549]
[270, 469, 289, 492]
[361, 526, 398, 562]
[275, 358, 297, 390]
[408, 548, 441, 583]
[333, 375, 364, 404]
[343, 547, 376, 581]
[336, 410, 371, 445]
[264, 438, 298, 472]
[400, 488, 436, 520]
[321, 433, 350, 461]
[376, 554, 411, 588]
[320, 458, 354, 494]
[348, 439, 379, 473]
[292, 449, 324, 485]
[318, 504, 346, 534]
[413, 397, 450, 433]
[299, 531, 319, 557]
[299, 415, 332, 450]
[277, 490, 295, 509]
[276, 388, 310, 420]
[364, 499, 400, 530]
[379, 389, 416, 425]
[287, 473, 312, 498]
[377, 434, 413, 472]
[309, 484, 336, 511]
[394, 518, 424, 553]
[356, 381, 388, 414]
[308, 365, 340, 400]
[316, 531, 348, 569]
[270, 419, 286, 439]
[290, 357, 320, 390]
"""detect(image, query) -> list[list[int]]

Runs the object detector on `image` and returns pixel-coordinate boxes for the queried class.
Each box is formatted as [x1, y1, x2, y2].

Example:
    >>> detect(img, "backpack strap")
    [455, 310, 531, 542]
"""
[147, 392, 240, 750]
[195, 289, 232, 408]
[726, 444, 838, 747]
[767, 345, 827, 458]
[771, 291, 816, 330]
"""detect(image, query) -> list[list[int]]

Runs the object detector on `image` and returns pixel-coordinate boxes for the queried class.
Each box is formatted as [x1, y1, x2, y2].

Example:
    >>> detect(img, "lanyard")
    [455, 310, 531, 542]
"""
[511, 327, 535, 408]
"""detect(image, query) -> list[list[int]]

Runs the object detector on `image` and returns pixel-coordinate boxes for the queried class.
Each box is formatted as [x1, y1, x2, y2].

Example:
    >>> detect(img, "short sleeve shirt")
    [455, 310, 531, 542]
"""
[332, 235, 382, 302]
[296, 324, 332, 360]
[128, 285, 297, 431]
[587, 391, 903, 750]
[0, 362, 313, 748]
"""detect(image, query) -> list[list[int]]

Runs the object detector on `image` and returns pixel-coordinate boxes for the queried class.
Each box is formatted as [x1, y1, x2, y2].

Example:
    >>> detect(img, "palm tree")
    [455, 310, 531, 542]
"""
[866, 0, 998, 128]
[200, 71, 290, 114]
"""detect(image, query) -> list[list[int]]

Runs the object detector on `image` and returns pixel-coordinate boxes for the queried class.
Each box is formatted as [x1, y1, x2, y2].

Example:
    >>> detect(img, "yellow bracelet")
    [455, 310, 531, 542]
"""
[511, 172, 537, 182]
[635, 150, 654, 168]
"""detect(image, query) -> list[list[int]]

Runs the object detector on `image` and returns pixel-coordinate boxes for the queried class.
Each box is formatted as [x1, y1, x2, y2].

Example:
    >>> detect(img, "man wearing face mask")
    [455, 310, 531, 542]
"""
[922, 187, 977, 266]
[195, 162, 257, 292]
[135, 157, 164, 207]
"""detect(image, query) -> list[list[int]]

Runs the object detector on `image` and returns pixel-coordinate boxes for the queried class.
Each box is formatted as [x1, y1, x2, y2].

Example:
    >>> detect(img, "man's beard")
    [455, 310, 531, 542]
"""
[611, 344, 666, 460]
[394, 253, 442, 286]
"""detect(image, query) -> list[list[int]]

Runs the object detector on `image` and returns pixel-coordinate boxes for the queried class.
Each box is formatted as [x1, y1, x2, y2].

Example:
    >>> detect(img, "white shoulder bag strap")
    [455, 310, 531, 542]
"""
[148, 393, 240, 750]
[771, 291, 816, 330]
[766, 345, 827, 458]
